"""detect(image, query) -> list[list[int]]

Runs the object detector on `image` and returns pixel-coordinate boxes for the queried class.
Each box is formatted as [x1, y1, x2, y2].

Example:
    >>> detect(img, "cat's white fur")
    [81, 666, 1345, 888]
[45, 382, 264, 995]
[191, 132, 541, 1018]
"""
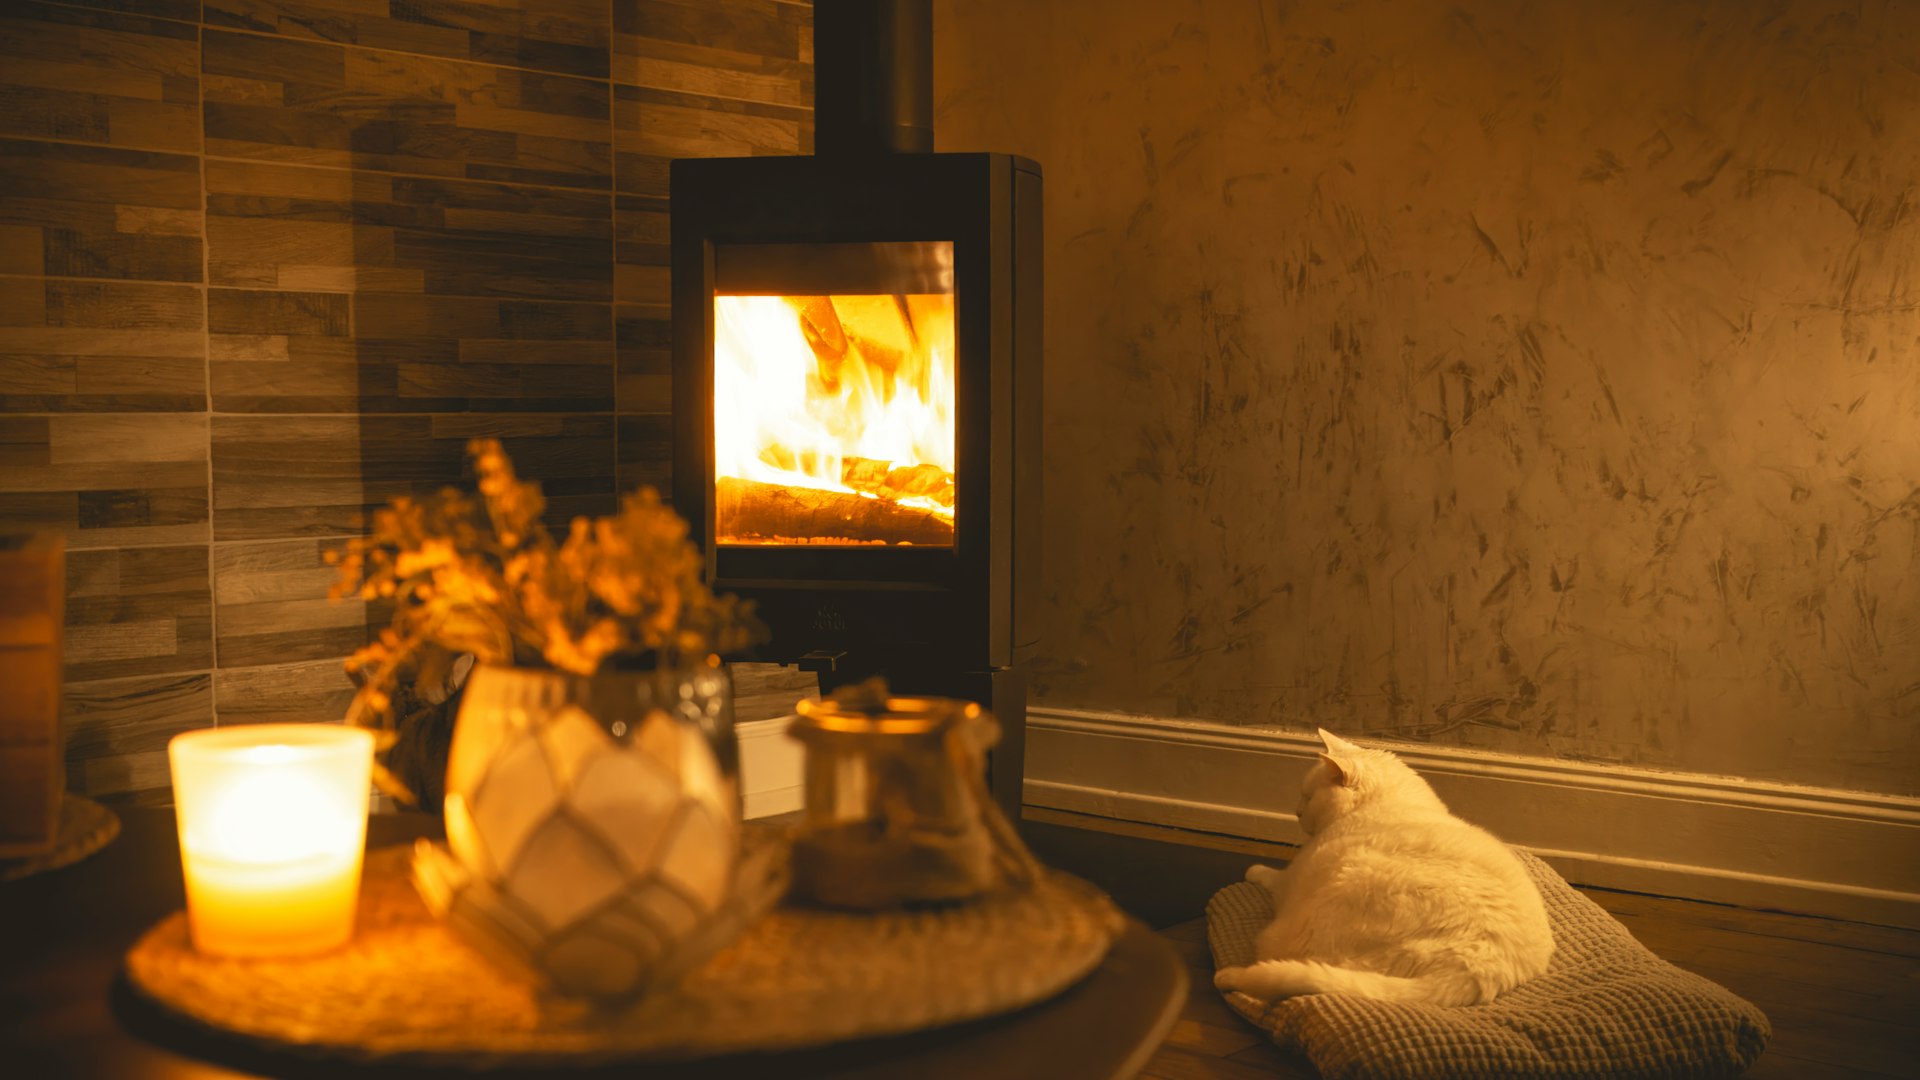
[1212, 729, 1553, 1006]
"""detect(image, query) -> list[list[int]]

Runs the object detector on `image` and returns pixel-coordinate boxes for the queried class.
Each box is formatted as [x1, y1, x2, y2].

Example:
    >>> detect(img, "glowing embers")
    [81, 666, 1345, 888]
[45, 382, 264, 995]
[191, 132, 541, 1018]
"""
[714, 289, 956, 546]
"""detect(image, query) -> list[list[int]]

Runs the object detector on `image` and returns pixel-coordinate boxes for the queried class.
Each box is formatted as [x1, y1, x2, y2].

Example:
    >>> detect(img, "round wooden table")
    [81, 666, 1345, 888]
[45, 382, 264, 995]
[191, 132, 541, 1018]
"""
[0, 807, 1186, 1079]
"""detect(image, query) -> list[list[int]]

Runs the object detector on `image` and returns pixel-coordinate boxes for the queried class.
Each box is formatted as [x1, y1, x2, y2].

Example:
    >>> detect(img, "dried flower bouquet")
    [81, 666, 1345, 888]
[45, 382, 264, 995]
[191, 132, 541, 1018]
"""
[330, 439, 764, 800]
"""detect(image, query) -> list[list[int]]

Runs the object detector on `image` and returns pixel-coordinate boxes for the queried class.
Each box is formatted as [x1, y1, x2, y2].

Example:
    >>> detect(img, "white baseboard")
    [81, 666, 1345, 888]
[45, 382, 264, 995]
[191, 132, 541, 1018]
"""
[1023, 707, 1920, 930]
[738, 715, 804, 820]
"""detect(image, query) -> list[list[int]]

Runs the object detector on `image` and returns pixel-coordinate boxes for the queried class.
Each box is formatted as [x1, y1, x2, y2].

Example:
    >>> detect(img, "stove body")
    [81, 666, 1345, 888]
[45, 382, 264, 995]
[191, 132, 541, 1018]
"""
[669, 2, 1041, 820]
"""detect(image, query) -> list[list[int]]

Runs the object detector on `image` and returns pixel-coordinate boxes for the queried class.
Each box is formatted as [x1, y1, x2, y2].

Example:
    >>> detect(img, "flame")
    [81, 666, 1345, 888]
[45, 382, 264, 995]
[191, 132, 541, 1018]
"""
[714, 290, 956, 545]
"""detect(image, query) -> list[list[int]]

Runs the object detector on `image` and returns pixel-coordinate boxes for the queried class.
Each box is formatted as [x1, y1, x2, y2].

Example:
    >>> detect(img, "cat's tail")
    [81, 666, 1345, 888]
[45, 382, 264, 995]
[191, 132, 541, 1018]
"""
[1214, 959, 1487, 1006]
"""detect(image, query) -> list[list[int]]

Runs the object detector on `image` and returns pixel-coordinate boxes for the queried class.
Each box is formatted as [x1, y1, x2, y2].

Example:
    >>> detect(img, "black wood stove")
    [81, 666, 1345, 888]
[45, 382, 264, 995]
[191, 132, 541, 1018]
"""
[670, 0, 1041, 821]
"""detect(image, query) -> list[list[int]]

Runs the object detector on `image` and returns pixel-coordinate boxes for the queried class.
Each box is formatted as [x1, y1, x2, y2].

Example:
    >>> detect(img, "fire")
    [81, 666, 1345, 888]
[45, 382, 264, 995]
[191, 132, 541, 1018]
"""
[713, 290, 956, 546]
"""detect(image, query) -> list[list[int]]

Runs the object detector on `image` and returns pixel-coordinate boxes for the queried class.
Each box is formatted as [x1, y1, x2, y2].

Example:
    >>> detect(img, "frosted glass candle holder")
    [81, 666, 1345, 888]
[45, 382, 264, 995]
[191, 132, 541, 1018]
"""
[168, 724, 375, 957]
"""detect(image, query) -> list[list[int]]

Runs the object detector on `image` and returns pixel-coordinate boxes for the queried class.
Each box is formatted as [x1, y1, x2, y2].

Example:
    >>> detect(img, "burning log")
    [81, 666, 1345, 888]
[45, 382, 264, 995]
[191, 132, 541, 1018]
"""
[792, 296, 850, 392]
[842, 457, 953, 508]
[717, 476, 953, 546]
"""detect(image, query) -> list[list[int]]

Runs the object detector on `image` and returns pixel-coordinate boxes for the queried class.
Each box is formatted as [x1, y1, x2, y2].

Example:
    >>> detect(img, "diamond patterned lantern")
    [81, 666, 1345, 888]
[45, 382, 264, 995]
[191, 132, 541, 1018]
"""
[412, 659, 751, 1000]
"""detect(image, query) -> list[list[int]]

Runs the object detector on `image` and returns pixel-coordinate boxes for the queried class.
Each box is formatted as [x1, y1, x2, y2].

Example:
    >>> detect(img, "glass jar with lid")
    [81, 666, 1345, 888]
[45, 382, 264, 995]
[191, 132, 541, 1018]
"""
[786, 679, 1036, 909]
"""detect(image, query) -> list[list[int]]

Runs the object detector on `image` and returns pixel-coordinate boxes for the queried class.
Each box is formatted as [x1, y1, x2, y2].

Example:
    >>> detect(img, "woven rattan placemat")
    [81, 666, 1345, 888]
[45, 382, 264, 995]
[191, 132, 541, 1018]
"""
[0, 794, 119, 882]
[123, 844, 1123, 1068]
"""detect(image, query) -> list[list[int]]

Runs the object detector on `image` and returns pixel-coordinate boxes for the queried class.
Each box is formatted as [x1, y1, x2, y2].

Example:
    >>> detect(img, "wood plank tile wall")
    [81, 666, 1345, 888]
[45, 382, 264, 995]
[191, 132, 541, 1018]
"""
[0, 0, 812, 806]
[612, 0, 810, 493]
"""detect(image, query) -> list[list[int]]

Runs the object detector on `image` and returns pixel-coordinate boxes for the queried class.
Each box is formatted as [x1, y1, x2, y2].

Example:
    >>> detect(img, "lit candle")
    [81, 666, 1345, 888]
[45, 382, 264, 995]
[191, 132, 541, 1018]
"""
[168, 724, 375, 957]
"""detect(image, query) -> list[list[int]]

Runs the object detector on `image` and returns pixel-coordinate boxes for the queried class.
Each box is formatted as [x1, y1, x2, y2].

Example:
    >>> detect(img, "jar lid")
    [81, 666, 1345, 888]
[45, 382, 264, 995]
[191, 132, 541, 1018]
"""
[790, 679, 982, 739]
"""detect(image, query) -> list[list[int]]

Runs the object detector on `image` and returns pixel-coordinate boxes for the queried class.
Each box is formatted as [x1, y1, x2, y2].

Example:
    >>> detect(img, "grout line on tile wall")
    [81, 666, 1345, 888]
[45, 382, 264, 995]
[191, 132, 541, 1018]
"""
[198, 12, 221, 730]
[610, 0, 621, 499]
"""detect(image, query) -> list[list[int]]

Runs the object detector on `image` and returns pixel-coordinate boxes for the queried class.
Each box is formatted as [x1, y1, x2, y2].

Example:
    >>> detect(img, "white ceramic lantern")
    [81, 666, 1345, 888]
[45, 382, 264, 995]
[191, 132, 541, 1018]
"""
[411, 659, 746, 999]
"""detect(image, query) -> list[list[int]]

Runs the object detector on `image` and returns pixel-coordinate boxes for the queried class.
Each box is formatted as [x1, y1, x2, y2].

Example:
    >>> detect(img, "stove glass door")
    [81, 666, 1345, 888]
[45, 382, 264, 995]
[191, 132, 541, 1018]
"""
[712, 240, 956, 548]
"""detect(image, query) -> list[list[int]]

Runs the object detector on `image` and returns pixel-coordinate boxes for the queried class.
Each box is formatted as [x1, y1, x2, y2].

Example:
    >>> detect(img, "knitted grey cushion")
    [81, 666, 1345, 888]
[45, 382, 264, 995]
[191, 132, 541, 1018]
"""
[1208, 850, 1770, 1079]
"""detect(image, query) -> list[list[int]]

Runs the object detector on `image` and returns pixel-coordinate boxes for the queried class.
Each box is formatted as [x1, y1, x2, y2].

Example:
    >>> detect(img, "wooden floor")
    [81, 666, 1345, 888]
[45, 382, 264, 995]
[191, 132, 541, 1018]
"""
[1022, 811, 1920, 1080]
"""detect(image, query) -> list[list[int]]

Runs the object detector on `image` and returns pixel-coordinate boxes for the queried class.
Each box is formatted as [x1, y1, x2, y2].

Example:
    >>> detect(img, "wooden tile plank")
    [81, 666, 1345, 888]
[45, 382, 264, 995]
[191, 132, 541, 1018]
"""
[204, 282, 358, 412]
[614, 299, 670, 485]
[0, 412, 208, 548]
[0, 495, 208, 552]
[354, 293, 613, 413]
[63, 671, 211, 806]
[209, 413, 363, 540]
[616, 411, 671, 498]
[207, 287, 349, 336]
[612, 34, 809, 107]
[616, 195, 669, 245]
[0, 351, 202, 413]
[355, 294, 609, 343]
[616, 368, 669, 415]
[616, 300, 670, 349]
[614, 90, 801, 159]
[206, 217, 361, 289]
[619, 81, 809, 123]
[114, 205, 202, 237]
[0, 139, 201, 209]
[614, 149, 671, 197]
[614, 260, 669, 307]
[205, 26, 346, 87]
[0, 137, 203, 310]
[615, 0, 805, 63]
[0, 462, 206, 494]
[212, 538, 364, 668]
[47, 2, 201, 22]
[4, 57, 169, 105]
[421, 412, 618, 520]
[75, 487, 207, 533]
[61, 546, 212, 682]
[213, 658, 357, 726]
[206, 0, 610, 78]
[202, 28, 612, 190]
[108, 98, 203, 154]
[0, 327, 204, 360]
[208, 158, 614, 314]
[46, 412, 205, 465]
[211, 412, 616, 540]
[615, 52, 807, 110]
[41, 223, 202, 284]
[45, 280, 204, 328]
[0, 2, 201, 155]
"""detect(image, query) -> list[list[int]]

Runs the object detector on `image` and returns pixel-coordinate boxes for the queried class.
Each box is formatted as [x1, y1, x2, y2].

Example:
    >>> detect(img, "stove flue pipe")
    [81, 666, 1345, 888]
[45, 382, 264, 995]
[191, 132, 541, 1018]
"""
[813, 0, 933, 155]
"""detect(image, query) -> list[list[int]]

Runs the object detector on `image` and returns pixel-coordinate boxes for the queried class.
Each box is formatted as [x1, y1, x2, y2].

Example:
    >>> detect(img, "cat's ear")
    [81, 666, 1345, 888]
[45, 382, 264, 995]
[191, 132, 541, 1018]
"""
[1318, 728, 1363, 755]
[1317, 752, 1353, 786]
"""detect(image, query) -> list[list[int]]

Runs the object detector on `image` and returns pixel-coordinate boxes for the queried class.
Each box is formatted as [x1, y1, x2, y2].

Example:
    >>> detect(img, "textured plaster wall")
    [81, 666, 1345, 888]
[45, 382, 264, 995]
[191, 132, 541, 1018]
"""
[933, 0, 1920, 795]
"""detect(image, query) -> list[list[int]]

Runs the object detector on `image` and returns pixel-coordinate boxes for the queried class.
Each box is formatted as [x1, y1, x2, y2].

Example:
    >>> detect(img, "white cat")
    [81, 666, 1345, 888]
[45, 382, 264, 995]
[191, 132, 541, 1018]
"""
[1213, 729, 1553, 1006]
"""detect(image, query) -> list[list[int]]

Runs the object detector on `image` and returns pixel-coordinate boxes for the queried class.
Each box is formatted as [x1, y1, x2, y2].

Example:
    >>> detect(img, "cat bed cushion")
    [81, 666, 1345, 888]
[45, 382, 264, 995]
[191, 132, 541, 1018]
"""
[1208, 850, 1770, 1079]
